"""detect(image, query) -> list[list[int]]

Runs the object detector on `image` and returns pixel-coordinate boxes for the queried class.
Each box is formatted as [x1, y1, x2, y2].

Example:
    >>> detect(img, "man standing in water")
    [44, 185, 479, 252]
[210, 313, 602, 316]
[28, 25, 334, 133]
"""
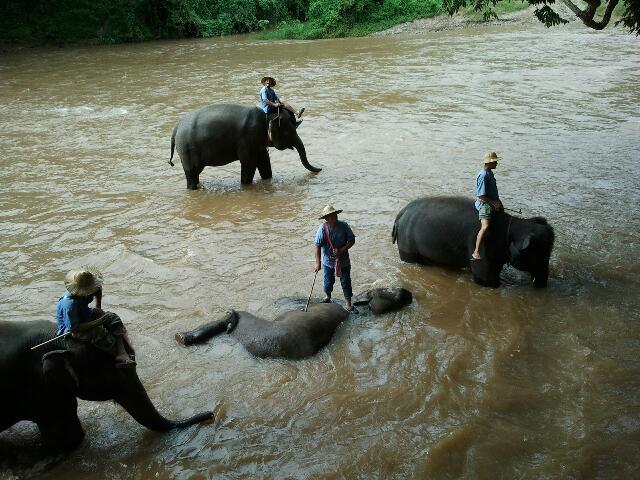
[314, 206, 357, 313]
[472, 151, 503, 260]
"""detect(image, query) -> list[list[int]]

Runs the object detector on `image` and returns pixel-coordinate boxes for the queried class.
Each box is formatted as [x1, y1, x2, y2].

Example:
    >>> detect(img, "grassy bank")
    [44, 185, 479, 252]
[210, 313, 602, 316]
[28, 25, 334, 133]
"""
[0, 0, 621, 46]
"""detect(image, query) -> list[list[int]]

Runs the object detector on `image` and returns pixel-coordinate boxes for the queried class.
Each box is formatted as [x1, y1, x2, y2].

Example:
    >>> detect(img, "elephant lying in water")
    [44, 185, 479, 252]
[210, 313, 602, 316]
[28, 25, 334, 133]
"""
[170, 104, 322, 189]
[392, 196, 555, 288]
[0, 320, 213, 450]
[353, 287, 412, 314]
[176, 288, 413, 359]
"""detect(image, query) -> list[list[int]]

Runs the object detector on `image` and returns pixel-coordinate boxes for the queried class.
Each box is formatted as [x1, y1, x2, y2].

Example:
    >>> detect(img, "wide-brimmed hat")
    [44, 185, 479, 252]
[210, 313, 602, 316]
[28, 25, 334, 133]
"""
[319, 205, 343, 219]
[64, 267, 103, 296]
[483, 151, 500, 164]
[261, 76, 276, 86]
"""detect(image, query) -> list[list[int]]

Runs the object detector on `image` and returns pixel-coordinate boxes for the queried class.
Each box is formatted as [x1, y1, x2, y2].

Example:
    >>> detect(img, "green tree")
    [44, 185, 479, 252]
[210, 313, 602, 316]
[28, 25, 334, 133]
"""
[442, 0, 640, 34]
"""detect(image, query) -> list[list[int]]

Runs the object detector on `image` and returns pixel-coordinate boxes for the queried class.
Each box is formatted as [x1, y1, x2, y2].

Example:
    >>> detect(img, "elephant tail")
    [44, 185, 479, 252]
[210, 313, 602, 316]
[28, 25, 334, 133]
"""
[392, 210, 403, 244]
[169, 125, 177, 167]
[392, 205, 409, 244]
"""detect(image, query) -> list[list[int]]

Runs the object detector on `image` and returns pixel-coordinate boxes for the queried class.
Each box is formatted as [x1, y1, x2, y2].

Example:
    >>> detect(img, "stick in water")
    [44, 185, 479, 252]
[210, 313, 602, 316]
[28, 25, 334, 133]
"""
[304, 270, 319, 312]
[31, 313, 109, 350]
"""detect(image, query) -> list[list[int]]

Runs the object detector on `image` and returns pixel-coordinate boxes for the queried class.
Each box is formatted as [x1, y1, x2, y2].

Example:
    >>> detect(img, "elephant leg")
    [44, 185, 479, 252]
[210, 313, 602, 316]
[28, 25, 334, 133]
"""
[256, 149, 272, 180]
[184, 166, 203, 190]
[176, 310, 239, 346]
[240, 163, 257, 185]
[37, 413, 85, 450]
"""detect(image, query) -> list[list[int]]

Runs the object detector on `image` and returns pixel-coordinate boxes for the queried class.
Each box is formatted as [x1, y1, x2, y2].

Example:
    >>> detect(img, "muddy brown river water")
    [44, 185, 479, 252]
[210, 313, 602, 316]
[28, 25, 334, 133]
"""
[1, 20, 639, 479]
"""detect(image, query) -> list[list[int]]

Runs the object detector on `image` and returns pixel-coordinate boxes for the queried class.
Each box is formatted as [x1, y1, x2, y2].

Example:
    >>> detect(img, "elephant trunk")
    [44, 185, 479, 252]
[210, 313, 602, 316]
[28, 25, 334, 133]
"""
[114, 372, 213, 431]
[293, 135, 322, 173]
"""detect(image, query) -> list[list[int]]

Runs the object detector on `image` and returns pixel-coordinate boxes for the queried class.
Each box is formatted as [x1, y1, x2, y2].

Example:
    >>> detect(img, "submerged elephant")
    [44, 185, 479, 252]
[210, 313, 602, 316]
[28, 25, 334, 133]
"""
[353, 287, 413, 314]
[176, 288, 414, 358]
[0, 320, 213, 450]
[176, 303, 349, 359]
[392, 196, 554, 288]
[169, 104, 322, 189]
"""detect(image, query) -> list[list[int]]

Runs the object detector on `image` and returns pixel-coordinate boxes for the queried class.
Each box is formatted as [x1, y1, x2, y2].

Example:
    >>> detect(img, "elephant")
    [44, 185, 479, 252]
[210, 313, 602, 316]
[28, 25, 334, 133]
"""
[169, 104, 322, 189]
[0, 320, 214, 450]
[176, 288, 414, 358]
[352, 287, 413, 314]
[176, 303, 350, 359]
[392, 196, 555, 288]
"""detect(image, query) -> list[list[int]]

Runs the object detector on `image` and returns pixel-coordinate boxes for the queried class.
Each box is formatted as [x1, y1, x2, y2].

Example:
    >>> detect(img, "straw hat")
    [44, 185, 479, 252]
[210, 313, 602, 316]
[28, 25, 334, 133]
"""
[64, 267, 103, 296]
[483, 151, 500, 164]
[261, 76, 276, 86]
[319, 205, 343, 219]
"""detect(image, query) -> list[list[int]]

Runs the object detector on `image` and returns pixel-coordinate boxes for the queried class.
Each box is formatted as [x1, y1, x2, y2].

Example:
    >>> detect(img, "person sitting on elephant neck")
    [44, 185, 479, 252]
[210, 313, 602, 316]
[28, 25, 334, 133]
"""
[314, 205, 357, 313]
[56, 268, 136, 368]
[472, 151, 504, 261]
[259, 76, 305, 129]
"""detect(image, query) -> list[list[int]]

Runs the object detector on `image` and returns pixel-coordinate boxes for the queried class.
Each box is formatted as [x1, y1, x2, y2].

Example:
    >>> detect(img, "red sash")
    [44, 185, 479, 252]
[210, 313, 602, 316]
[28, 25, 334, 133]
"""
[323, 223, 342, 277]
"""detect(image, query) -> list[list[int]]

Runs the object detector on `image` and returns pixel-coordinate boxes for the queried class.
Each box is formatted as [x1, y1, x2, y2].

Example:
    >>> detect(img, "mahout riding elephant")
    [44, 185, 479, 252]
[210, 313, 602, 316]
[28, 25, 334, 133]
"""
[176, 303, 350, 359]
[169, 104, 322, 189]
[352, 287, 413, 314]
[0, 320, 213, 450]
[392, 196, 554, 288]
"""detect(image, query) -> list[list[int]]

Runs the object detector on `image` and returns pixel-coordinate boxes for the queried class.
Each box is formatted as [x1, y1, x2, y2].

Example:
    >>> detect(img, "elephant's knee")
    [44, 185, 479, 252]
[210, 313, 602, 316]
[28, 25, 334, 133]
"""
[38, 416, 85, 450]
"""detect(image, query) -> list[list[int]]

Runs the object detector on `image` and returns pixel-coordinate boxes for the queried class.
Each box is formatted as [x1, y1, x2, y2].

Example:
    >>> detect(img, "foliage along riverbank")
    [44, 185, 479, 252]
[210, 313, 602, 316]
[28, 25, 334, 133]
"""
[0, 0, 531, 46]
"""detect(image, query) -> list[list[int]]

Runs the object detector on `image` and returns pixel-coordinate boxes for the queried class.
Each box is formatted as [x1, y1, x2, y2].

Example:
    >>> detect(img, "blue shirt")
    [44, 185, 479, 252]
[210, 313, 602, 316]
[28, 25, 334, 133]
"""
[56, 290, 96, 335]
[259, 86, 279, 113]
[475, 169, 499, 209]
[315, 221, 356, 268]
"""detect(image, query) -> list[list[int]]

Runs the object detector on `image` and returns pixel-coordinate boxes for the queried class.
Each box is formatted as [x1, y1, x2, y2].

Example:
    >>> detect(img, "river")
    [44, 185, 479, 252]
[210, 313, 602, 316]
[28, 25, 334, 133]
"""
[1, 19, 639, 479]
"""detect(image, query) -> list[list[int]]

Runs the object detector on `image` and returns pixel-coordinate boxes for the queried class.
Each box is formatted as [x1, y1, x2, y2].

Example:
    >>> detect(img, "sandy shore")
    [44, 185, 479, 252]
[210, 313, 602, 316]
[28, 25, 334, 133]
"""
[369, 6, 557, 36]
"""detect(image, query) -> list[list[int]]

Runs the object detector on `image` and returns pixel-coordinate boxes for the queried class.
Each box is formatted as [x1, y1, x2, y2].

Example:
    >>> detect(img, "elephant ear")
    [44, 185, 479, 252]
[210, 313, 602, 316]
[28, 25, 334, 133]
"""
[43, 350, 80, 395]
[512, 234, 531, 253]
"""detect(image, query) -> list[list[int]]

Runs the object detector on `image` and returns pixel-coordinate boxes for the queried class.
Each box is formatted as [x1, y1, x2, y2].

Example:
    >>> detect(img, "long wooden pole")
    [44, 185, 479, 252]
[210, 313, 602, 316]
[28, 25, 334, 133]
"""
[304, 270, 319, 312]
[31, 313, 109, 350]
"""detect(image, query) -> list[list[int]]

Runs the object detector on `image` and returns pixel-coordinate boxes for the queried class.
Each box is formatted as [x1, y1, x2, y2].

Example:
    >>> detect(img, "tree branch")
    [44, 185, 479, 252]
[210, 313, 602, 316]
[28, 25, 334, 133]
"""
[561, 0, 620, 30]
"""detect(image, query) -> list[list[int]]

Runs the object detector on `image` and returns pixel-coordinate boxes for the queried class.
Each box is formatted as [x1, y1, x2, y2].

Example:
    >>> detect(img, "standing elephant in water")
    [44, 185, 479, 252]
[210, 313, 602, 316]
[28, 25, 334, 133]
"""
[392, 196, 554, 288]
[169, 104, 322, 189]
[0, 320, 213, 450]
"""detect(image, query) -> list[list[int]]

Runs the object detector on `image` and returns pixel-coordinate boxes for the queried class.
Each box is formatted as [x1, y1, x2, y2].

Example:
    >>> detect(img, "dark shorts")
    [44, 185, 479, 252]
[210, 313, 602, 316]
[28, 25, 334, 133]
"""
[478, 203, 493, 220]
[73, 311, 124, 354]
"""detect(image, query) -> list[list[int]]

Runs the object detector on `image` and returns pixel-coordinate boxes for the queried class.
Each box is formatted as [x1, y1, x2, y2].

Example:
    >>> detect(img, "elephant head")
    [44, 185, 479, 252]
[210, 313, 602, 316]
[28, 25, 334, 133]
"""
[353, 288, 413, 314]
[508, 217, 555, 288]
[41, 340, 213, 449]
[268, 111, 322, 173]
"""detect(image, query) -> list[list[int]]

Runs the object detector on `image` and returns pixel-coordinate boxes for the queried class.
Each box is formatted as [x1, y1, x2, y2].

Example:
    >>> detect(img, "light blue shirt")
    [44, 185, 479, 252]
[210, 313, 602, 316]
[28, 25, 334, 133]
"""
[259, 86, 279, 113]
[56, 290, 96, 335]
[475, 169, 499, 209]
[314, 221, 356, 268]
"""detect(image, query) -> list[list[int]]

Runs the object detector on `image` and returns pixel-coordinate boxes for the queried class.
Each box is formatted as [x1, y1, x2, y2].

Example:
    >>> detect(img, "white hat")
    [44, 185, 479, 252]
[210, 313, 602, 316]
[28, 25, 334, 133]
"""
[319, 205, 343, 219]
[64, 267, 103, 296]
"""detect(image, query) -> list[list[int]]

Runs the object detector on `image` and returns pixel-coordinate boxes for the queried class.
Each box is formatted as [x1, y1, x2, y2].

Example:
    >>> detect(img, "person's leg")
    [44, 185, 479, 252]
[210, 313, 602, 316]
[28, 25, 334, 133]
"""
[323, 264, 335, 302]
[113, 337, 131, 363]
[472, 218, 491, 259]
[102, 312, 135, 357]
[339, 266, 355, 311]
[280, 101, 301, 117]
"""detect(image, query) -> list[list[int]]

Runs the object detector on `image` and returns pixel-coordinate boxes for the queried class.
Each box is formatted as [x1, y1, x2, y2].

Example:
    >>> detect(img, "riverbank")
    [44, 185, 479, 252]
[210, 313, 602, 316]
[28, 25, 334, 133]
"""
[370, 6, 550, 36]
